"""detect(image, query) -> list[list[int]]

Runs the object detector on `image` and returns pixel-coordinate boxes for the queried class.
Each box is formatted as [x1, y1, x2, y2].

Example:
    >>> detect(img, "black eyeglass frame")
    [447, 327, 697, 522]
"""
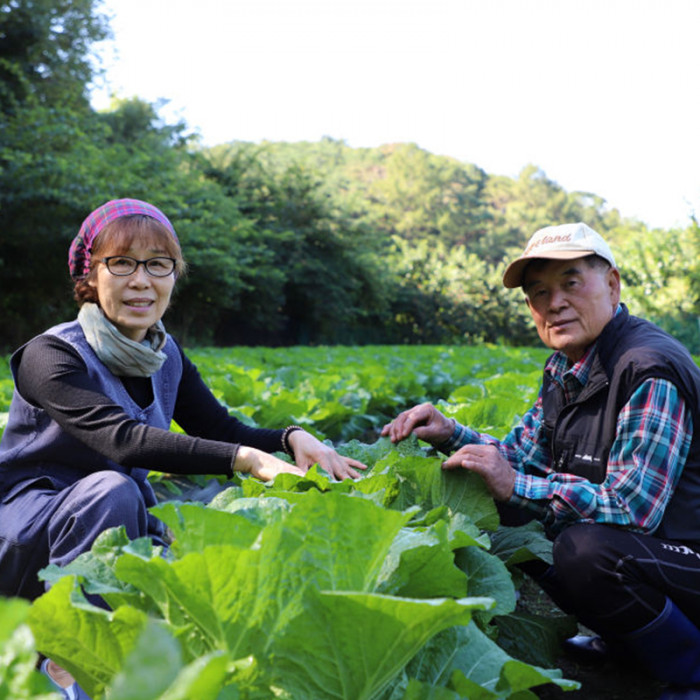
[100, 255, 177, 278]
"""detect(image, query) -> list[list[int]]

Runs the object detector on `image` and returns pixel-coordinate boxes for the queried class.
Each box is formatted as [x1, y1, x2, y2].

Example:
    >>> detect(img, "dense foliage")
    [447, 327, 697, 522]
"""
[0, 343, 585, 698]
[2, 1, 699, 353]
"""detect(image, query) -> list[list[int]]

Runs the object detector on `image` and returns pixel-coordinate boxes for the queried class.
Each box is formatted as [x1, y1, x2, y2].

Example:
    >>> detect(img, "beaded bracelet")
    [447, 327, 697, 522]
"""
[282, 425, 305, 459]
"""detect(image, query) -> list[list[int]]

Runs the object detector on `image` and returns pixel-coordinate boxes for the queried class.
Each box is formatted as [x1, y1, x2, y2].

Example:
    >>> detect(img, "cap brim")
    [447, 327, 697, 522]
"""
[502, 250, 596, 288]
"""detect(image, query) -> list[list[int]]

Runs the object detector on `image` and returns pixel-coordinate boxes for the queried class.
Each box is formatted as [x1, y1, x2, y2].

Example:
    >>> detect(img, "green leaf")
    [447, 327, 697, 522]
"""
[492, 611, 577, 668]
[114, 492, 416, 662]
[108, 620, 182, 699]
[0, 597, 58, 700]
[0, 596, 31, 645]
[411, 507, 490, 550]
[271, 592, 492, 700]
[339, 435, 430, 468]
[27, 576, 150, 698]
[454, 546, 516, 619]
[351, 471, 403, 507]
[38, 528, 158, 611]
[489, 521, 554, 567]
[381, 453, 499, 530]
[151, 501, 263, 556]
[259, 490, 414, 594]
[108, 621, 233, 700]
[407, 624, 578, 699]
[379, 526, 468, 598]
[207, 492, 293, 524]
[454, 625, 578, 696]
[447, 670, 500, 700]
[121, 545, 262, 660]
[401, 679, 463, 700]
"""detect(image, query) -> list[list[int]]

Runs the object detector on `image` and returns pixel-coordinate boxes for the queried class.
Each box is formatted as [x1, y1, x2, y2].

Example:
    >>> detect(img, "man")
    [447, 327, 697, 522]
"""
[382, 222, 700, 700]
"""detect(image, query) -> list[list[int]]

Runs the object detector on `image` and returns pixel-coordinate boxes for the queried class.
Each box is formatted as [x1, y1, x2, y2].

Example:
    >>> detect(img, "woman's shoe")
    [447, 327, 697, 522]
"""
[39, 658, 91, 700]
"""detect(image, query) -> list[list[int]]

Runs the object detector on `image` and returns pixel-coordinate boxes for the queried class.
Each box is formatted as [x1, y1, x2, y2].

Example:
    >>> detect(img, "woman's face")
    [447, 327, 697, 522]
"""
[89, 244, 176, 342]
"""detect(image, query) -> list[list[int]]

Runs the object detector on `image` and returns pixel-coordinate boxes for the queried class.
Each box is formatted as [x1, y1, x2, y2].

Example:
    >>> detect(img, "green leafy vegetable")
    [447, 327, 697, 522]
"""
[0, 345, 581, 696]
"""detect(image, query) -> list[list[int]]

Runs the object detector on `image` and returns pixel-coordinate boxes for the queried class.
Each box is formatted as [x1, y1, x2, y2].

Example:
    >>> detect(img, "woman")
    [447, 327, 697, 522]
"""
[0, 198, 366, 695]
[0, 198, 366, 601]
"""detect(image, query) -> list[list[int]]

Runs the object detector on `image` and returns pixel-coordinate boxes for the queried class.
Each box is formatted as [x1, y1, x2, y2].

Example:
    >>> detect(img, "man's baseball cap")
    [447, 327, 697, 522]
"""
[502, 222, 617, 289]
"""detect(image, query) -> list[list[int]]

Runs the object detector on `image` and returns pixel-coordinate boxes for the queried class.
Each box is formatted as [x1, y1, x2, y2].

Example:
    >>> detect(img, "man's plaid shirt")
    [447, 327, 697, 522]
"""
[440, 342, 692, 535]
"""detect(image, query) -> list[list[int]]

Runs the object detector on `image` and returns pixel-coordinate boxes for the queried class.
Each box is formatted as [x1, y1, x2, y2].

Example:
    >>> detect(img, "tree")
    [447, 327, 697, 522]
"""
[198, 143, 392, 345]
[2, 0, 694, 354]
[483, 165, 624, 261]
[342, 143, 492, 252]
[0, 103, 110, 347]
[0, 93, 250, 349]
[0, 0, 110, 112]
[0, 0, 113, 348]
[617, 222, 700, 352]
[384, 237, 537, 345]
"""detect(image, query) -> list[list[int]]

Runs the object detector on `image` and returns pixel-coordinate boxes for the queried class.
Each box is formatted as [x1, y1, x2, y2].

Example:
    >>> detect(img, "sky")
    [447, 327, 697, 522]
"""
[90, 0, 700, 230]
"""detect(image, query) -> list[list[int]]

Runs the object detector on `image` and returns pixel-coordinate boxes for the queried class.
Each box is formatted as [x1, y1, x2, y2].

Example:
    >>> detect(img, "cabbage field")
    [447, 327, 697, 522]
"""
[0, 344, 584, 699]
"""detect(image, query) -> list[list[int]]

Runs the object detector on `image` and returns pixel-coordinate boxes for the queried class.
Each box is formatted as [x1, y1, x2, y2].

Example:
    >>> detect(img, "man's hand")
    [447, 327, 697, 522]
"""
[288, 430, 367, 480]
[442, 444, 515, 501]
[236, 445, 307, 482]
[381, 403, 454, 445]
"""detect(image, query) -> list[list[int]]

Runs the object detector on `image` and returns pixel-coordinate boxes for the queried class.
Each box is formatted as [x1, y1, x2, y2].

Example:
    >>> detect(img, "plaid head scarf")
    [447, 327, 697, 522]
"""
[68, 199, 179, 280]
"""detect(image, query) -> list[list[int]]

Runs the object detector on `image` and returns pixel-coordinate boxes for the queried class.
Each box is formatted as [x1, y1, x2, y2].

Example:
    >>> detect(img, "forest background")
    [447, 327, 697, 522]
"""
[2, 0, 700, 354]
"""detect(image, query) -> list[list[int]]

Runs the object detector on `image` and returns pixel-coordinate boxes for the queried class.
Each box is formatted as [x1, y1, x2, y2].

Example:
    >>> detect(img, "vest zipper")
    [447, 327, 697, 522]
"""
[552, 379, 610, 471]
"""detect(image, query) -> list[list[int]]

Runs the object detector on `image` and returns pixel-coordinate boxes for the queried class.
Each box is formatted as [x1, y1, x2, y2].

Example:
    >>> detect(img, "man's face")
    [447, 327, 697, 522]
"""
[523, 256, 621, 362]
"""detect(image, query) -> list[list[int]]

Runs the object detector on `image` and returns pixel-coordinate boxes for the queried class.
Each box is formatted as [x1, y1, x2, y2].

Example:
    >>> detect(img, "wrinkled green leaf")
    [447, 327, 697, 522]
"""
[28, 577, 150, 698]
[0, 597, 57, 700]
[151, 501, 263, 557]
[379, 526, 468, 598]
[490, 521, 554, 567]
[406, 624, 578, 699]
[380, 452, 499, 530]
[454, 545, 516, 619]
[272, 592, 492, 700]
[108, 621, 233, 700]
[493, 611, 577, 668]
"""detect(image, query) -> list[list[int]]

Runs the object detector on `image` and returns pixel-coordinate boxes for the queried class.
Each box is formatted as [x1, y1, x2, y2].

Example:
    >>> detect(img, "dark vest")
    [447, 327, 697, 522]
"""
[541, 305, 700, 544]
[0, 320, 183, 510]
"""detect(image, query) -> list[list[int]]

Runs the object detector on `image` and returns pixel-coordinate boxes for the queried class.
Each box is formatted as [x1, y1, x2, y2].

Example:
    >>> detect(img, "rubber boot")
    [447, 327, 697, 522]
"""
[620, 598, 700, 698]
[657, 688, 700, 700]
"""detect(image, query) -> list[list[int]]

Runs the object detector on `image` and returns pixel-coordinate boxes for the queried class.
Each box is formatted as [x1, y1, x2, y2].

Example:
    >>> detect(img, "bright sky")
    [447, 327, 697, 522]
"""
[91, 0, 700, 230]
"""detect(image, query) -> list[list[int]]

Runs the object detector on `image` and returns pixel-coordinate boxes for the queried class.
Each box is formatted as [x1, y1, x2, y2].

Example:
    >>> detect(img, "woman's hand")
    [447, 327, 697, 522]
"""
[235, 445, 307, 482]
[381, 402, 454, 446]
[288, 430, 367, 480]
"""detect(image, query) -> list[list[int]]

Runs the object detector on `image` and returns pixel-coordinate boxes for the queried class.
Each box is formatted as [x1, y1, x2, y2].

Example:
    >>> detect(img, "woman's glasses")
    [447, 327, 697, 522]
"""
[101, 256, 176, 277]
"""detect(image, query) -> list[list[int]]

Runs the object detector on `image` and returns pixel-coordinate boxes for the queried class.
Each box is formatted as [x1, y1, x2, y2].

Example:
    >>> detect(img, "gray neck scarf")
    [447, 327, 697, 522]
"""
[78, 302, 168, 377]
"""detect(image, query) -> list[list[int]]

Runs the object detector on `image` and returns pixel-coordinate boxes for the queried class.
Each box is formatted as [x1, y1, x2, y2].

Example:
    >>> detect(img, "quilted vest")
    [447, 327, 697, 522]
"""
[0, 320, 182, 510]
[542, 305, 700, 544]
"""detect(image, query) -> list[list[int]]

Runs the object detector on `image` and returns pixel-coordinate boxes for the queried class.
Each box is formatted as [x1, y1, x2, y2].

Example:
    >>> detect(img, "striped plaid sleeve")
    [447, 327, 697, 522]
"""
[440, 392, 551, 471]
[439, 393, 554, 522]
[513, 378, 692, 533]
